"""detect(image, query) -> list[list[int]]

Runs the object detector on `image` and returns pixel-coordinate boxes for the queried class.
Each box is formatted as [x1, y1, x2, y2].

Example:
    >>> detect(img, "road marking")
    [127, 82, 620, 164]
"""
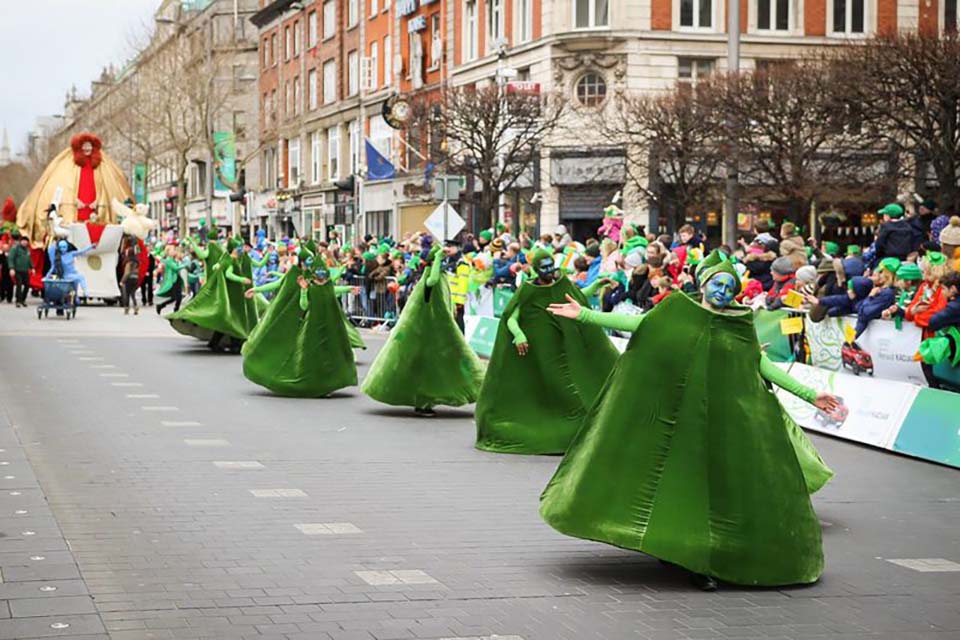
[100, 373, 129, 378]
[437, 636, 525, 640]
[126, 394, 159, 399]
[183, 439, 229, 447]
[57, 340, 79, 344]
[78, 357, 105, 361]
[213, 461, 264, 469]
[90, 364, 116, 369]
[354, 570, 438, 586]
[295, 523, 362, 535]
[111, 382, 142, 387]
[886, 558, 960, 572]
[249, 489, 307, 498]
[141, 406, 178, 412]
[161, 421, 202, 427]
[70, 351, 95, 355]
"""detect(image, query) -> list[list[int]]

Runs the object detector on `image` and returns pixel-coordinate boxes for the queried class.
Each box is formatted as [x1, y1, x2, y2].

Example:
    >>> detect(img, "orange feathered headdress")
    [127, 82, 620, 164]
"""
[70, 133, 103, 169]
[1, 197, 16, 222]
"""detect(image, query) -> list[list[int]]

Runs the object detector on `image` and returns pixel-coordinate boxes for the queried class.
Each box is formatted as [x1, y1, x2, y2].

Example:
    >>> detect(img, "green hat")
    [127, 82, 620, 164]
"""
[378, 242, 391, 254]
[479, 230, 493, 242]
[695, 249, 742, 295]
[361, 250, 376, 261]
[878, 203, 905, 218]
[495, 222, 505, 233]
[824, 241, 839, 255]
[304, 239, 319, 255]
[623, 236, 648, 254]
[896, 263, 922, 281]
[917, 327, 960, 367]
[297, 248, 313, 264]
[531, 248, 556, 276]
[878, 257, 901, 274]
[925, 251, 947, 266]
[846, 245, 862, 256]
[226, 237, 241, 252]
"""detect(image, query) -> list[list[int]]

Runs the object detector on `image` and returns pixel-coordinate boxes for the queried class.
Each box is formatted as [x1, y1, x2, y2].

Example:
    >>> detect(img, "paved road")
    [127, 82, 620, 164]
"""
[0, 301, 958, 640]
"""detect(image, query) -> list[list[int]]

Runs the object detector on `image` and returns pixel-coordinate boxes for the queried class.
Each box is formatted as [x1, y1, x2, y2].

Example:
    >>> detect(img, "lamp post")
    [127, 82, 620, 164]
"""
[724, 0, 741, 247]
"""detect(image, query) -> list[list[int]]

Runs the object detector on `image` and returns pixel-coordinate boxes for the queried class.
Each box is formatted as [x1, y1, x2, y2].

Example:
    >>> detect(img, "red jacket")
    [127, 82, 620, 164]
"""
[905, 282, 947, 338]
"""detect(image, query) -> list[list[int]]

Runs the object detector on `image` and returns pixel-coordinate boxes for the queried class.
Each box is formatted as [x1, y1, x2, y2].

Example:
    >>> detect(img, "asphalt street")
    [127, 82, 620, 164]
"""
[0, 301, 958, 640]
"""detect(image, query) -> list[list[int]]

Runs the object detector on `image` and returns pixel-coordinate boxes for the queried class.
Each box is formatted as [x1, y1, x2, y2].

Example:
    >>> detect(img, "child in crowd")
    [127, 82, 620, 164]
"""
[905, 251, 951, 340]
[765, 257, 797, 310]
[805, 276, 874, 320]
[856, 258, 900, 337]
[651, 276, 675, 306]
[881, 262, 923, 327]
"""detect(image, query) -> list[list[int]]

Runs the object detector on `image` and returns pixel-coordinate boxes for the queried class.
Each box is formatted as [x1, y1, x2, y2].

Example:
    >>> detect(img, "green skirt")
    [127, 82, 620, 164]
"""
[168, 253, 259, 343]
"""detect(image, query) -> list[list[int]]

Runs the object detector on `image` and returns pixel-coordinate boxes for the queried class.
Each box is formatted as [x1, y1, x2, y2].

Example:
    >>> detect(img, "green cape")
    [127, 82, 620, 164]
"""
[167, 252, 260, 342]
[343, 315, 367, 349]
[540, 292, 823, 586]
[203, 241, 225, 275]
[475, 278, 619, 455]
[241, 266, 357, 397]
[361, 271, 483, 408]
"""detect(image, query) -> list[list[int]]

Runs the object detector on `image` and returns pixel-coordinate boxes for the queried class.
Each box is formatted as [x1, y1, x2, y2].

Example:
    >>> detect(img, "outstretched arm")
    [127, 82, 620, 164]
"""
[506, 307, 529, 355]
[333, 285, 354, 296]
[581, 276, 610, 298]
[224, 264, 251, 284]
[547, 294, 644, 332]
[299, 286, 310, 311]
[185, 236, 208, 260]
[250, 252, 269, 268]
[758, 355, 817, 404]
[248, 278, 283, 294]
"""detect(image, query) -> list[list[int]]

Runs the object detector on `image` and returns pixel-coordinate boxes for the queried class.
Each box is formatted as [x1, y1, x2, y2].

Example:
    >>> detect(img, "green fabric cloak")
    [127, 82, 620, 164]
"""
[203, 241, 225, 276]
[343, 315, 367, 349]
[155, 255, 182, 299]
[241, 266, 357, 397]
[361, 270, 483, 408]
[167, 252, 260, 343]
[540, 292, 823, 586]
[475, 278, 620, 455]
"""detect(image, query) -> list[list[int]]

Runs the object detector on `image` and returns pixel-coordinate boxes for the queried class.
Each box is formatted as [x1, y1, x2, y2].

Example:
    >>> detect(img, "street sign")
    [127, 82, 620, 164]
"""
[424, 202, 465, 241]
[432, 175, 464, 201]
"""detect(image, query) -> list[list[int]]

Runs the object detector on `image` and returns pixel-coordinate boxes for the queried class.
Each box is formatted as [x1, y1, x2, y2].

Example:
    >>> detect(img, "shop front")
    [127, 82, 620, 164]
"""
[551, 149, 625, 243]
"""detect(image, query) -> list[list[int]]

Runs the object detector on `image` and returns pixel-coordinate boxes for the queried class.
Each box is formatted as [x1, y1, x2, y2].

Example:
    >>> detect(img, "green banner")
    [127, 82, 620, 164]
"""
[754, 308, 795, 363]
[133, 164, 147, 204]
[493, 288, 514, 318]
[467, 316, 500, 358]
[213, 131, 237, 194]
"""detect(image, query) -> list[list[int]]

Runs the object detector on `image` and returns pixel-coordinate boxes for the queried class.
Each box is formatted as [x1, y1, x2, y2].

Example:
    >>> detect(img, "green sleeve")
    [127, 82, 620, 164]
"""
[426, 252, 443, 287]
[250, 278, 283, 294]
[186, 237, 208, 260]
[505, 307, 527, 345]
[759, 355, 818, 404]
[250, 253, 268, 268]
[224, 264, 248, 284]
[333, 285, 353, 296]
[299, 287, 310, 311]
[581, 278, 608, 298]
[576, 307, 644, 332]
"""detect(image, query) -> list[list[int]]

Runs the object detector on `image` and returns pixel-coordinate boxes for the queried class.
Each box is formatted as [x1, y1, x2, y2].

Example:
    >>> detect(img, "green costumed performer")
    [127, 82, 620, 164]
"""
[184, 223, 223, 283]
[167, 238, 261, 352]
[539, 250, 841, 590]
[241, 252, 360, 397]
[361, 242, 484, 416]
[154, 245, 188, 314]
[474, 249, 619, 454]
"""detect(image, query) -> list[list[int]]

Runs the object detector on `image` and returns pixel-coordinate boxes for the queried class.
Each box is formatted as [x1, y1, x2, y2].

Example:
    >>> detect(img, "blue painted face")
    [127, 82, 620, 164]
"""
[57, 240, 68, 252]
[704, 272, 737, 308]
[314, 268, 329, 282]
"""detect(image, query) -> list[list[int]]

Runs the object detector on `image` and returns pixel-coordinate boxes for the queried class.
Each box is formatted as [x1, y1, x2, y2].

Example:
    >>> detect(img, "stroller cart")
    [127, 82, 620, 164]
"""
[38, 278, 78, 319]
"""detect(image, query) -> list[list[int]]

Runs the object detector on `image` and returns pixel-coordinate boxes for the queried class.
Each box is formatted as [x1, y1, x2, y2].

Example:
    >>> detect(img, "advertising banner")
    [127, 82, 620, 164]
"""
[806, 316, 927, 385]
[213, 131, 237, 196]
[464, 315, 500, 358]
[775, 362, 917, 449]
[893, 388, 960, 467]
[133, 164, 146, 204]
[754, 309, 795, 363]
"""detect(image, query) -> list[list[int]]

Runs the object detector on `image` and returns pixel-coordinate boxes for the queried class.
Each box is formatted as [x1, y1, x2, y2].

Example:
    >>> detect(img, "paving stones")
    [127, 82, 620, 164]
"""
[354, 570, 439, 586]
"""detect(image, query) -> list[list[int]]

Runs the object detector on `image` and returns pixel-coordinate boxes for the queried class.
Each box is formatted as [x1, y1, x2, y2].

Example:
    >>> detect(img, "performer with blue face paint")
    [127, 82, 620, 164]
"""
[543, 249, 843, 592]
[46, 238, 97, 300]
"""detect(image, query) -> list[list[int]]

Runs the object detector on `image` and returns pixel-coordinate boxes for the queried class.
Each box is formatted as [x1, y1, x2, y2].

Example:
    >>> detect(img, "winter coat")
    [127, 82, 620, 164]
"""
[928, 298, 960, 333]
[875, 219, 917, 261]
[905, 282, 948, 338]
[8, 244, 32, 272]
[856, 286, 896, 337]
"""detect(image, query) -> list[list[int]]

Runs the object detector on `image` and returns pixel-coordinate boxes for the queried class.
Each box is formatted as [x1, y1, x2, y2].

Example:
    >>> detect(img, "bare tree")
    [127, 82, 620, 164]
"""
[832, 33, 960, 211]
[600, 88, 725, 231]
[411, 84, 565, 231]
[709, 60, 891, 229]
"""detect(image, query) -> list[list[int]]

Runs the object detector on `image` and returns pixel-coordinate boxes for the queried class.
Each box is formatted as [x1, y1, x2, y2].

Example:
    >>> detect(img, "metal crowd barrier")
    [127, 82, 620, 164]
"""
[337, 274, 399, 325]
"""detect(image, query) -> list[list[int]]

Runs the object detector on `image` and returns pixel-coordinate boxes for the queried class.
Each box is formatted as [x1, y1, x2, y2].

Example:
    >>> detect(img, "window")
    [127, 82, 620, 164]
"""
[348, 120, 360, 173]
[270, 33, 277, 64]
[831, 0, 865, 33]
[308, 69, 318, 110]
[371, 0, 378, 17]
[430, 14, 442, 69]
[519, 0, 533, 41]
[284, 26, 291, 59]
[486, 0, 504, 47]
[384, 0, 391, 9]
[323, 59, 336, 103]
[946, 0, 958, 32]
[464, 0, 478, 61]
[383, 35, 392, 85]
[308, 12, 318, 47]
[285, 80, 292, 116]
[349, 0, 359, 27]
[293, 20, 301, 56]
[574, 0, 609, 28]
[575, 72, 607, 107]
[262, 39, 269, 67]
[288, 137, 301, 186]
[311, 131, 321, 184]
[678, 57, 715, 86]
[323, 0, 336, 39]
[757, 0, 790, 30]
[679, 0, 712, 28]
[328, 126, 340, 180]
[293, 75, 301, 115]
[369, 42, 379, 89]
[348, 50, 359, 96]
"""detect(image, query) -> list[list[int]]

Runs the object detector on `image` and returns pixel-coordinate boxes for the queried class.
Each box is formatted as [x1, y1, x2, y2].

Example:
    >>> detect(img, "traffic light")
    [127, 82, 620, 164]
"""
[334, 175, 355, 192]
[229, 168, 247, 203]
[164, 196, 176, 213]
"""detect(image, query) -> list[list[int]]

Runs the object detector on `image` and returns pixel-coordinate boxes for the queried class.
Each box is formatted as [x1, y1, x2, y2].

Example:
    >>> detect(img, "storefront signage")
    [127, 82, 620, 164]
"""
[408, 15, 427, 31]
[550, 154, 626, 186]
[397, 0, 417, 17]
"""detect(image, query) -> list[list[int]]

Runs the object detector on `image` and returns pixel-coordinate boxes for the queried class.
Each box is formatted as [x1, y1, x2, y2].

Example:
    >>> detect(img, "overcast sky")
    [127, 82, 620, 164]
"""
[0, 0, 160, 156]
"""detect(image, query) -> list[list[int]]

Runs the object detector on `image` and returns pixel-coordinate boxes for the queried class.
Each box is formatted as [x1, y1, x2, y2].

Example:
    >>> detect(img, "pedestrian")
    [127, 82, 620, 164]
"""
[874, 203, 916, 263]
[120, 237, 140, 315]
[0, 238, 13, 303]
[8, 234, 33, 308]
[141, 245, 155, 306]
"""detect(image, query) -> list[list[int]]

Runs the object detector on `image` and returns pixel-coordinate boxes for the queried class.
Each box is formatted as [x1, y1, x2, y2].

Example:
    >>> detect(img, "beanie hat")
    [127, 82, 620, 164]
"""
[823, 241, 839, 256]
[624, 251, 645, 269]
[842, 256, 865, 278]
[878, 203, 905, 219]
[848, 276, 874, 299]
[695, 249, 742, 295]
[896, 263, 922, 281]
[754, 233, 777, 250]
[490, 238, 505, 252]
[939, 216, 960, 247]
[846, 245, 862, 256]
[771, 257, 796, 277]
[361, 250, 376, 261]
[623, 236, 648, 254]
[796, 265, 817, 284]
[878, 257, 901, 274]
[479, 230, 493, 243]
[925, 251, 947, 267]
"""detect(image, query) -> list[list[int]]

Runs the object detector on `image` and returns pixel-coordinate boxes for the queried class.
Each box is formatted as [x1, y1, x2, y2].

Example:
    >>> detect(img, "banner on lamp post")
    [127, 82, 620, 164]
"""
[213, 131, 237, 196]
[133, 164, 147, 204]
